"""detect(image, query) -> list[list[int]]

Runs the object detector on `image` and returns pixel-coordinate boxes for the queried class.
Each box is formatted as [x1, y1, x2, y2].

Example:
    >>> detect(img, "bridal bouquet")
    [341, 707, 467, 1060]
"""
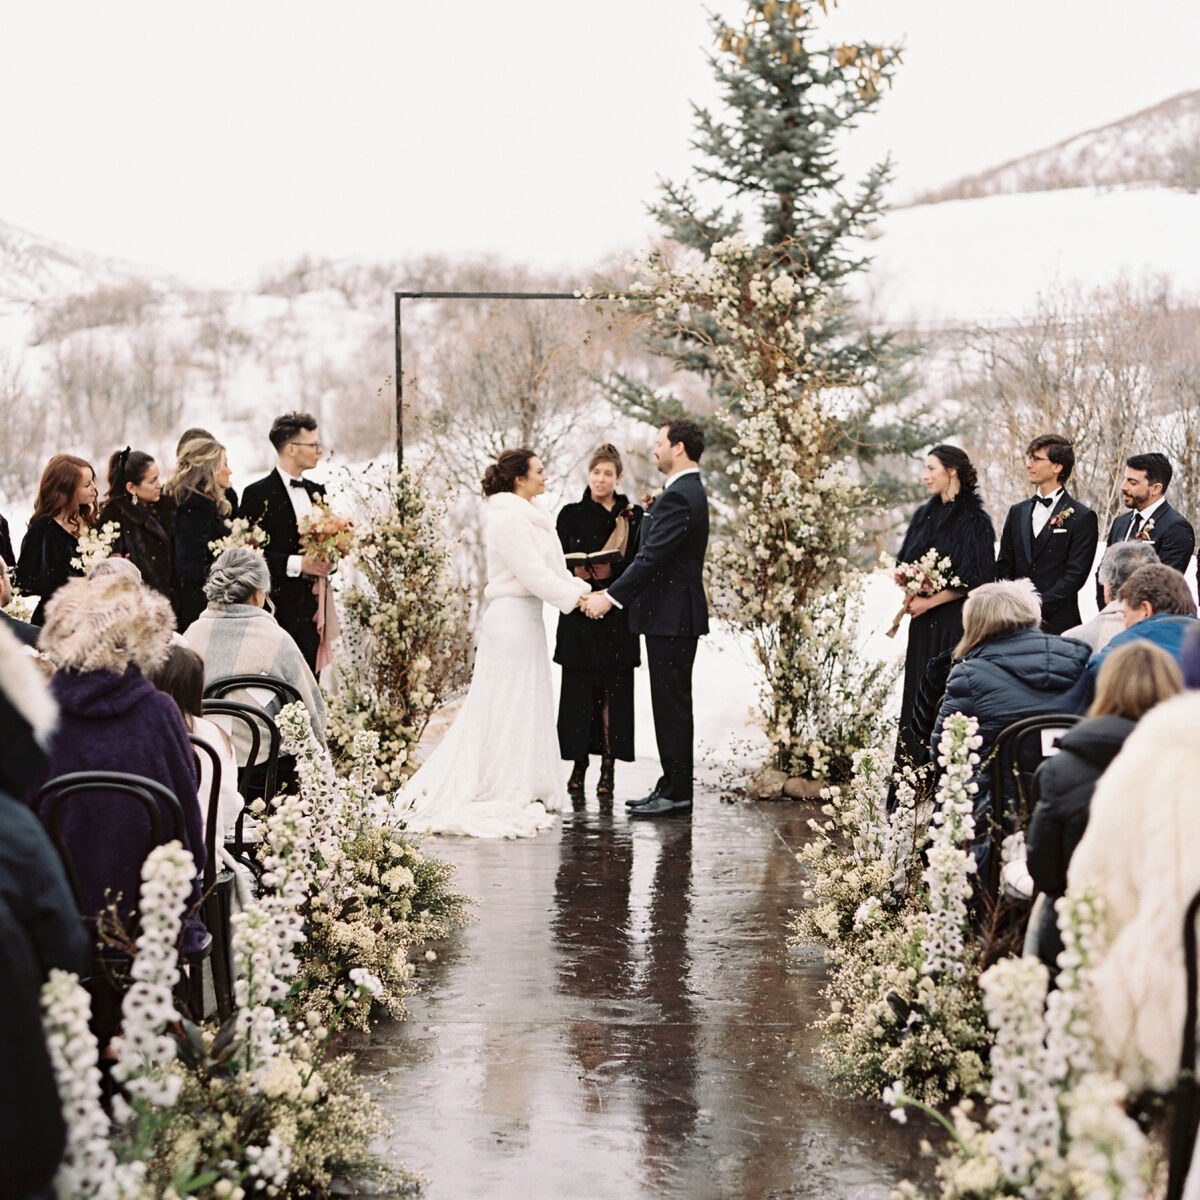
[884, 549, 966, 638]
[70, 520, 122, 573]
[208, 516, 270, 556]
[298, 501, 357, 566]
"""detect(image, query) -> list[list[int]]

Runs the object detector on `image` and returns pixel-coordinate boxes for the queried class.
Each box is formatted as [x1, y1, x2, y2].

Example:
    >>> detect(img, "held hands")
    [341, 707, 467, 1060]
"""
[583, 591, 614, 620]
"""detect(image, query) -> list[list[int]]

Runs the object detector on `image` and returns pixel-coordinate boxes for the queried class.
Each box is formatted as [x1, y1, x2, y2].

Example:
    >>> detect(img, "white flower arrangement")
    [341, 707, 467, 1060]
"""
[70, 520, 122, 573]
[207, 516, 269, 557]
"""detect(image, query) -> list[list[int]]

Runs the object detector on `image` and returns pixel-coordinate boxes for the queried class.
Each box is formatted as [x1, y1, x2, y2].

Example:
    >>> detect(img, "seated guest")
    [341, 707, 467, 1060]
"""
[29, 574, 207, 953]
[181, 547, 326, 761]
[1067, 690, 1200, 1092]
[89, 556, 143, 584]
[0, 619, 55, 797]
[1084, 563, 1197, 695]
[149, 644, 253, 906]
[16, 454, 99, 625]
[1026, 641, 1182, 974]
[1064, 540, 1159, 652]
[932, 580, 1092, 874]
[167, 436, 235, 632]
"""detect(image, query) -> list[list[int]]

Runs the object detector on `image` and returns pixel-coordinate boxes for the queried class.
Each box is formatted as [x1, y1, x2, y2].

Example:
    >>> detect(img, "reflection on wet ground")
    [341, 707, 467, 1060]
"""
[355, 760, 935, 1199]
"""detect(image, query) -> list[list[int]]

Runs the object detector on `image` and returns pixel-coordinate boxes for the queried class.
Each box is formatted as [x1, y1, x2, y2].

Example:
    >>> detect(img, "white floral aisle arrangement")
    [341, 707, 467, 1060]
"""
[799, 714, 991, 1104]
[887, 890, 1152, 1200]
[70, 520, 122, 573]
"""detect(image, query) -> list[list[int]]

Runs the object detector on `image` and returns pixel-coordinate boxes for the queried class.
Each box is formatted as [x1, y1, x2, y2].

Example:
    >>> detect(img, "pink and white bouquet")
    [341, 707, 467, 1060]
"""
[70, 521, 122, 574]
[883, 548, 966, 638]
[209, 517, 270, 557]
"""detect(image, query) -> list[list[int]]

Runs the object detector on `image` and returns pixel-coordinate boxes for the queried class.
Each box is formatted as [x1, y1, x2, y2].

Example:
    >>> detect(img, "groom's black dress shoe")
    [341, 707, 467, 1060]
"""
[625, 788, 662, 810]
[627, 796, 692, 818]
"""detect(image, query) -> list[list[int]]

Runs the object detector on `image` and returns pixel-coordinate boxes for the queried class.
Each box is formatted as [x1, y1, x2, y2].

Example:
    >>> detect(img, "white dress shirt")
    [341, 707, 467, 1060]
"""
[1124, 496, 1166, 540]
[277, 466, 313, 577]
[1030, 487, 1064, 538]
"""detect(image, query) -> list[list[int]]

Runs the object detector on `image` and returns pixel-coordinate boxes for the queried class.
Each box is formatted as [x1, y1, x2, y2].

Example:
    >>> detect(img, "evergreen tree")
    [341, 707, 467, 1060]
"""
[604, 0, 930, 503]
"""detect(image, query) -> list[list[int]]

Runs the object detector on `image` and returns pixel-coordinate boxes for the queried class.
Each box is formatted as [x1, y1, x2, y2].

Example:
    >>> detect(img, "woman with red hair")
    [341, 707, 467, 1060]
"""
[16, 454, 98, 625]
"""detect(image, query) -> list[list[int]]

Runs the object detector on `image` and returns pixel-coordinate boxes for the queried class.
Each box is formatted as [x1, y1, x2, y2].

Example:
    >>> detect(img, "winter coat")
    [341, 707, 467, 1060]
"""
[1063, 601, 1125, 654]
[1085, 613, 1199, 698]
[1067, 692, 1200, 1092]
[0, 513, 14, 568]
[553, 489, 642, 671]
[0, 620, 55, 798]
[1026, 715, 1135, 970]
[28, 665, 207, 953]
[897, 490, 998, 595]
[483, 492, 590, 614]
[98, 493, 176, 603]
[174, 490, 231, 630]
[15, 516, 83, 626]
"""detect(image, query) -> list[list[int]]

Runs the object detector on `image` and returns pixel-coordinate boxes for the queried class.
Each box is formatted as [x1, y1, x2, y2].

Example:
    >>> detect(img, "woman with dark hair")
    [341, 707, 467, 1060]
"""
[398, 448, 591, 837]
[16, 453, 99, 625]
[98, 446, 177, 603]
[892, 446, 997, 777]
[167, 436, 234, 631]
[553, 443, 643, 800]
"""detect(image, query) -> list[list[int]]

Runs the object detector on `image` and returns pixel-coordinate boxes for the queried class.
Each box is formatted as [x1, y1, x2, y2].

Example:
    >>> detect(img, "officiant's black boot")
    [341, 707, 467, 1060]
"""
[567, 759, 588, 797]
[597, 757, 615, 799]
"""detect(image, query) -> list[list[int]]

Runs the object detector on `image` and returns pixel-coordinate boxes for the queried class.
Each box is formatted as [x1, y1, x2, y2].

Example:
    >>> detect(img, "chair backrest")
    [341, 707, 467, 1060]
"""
[1167, 886, 1200, 1200]
[204, 673, 303, 707]
[31, 771, 186, 919]
[200, 699, 273, 795]
[188, 734, 223, 889]
[986, 713, 1082, 897]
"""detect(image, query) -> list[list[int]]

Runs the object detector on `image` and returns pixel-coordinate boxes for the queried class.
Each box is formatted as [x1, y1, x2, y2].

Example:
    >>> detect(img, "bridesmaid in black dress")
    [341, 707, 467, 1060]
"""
[16, 454, 99, 625]
[893, 445, 996, 775]
[554, 444, 643, 800]
[98, 447, 177, 605]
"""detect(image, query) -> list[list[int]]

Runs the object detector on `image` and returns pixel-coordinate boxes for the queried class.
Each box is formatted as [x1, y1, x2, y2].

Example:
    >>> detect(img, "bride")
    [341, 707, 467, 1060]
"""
[397, 448, 591, 837]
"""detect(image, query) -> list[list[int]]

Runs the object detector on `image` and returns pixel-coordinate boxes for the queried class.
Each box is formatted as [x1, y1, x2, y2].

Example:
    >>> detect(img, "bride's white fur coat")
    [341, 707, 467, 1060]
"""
[1067, 691, 1200, 1092]
[482, 492, 588, 614]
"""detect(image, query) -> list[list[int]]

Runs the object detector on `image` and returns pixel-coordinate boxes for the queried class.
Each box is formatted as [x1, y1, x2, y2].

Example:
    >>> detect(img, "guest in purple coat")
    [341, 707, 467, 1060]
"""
[29, 574, 207, 952]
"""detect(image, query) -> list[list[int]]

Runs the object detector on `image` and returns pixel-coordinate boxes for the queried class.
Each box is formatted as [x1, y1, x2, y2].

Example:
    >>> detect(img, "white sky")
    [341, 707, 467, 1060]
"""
[1, 1, 1197, 287]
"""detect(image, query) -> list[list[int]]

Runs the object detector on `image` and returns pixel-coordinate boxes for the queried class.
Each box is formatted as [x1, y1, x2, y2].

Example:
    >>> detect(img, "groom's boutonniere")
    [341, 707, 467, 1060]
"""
[1048, 507, 1075, 529]
[1137, 517, 1156, 541]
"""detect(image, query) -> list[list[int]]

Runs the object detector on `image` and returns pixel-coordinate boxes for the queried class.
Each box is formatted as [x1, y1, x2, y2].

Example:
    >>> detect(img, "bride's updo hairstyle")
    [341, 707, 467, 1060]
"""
[929, 444, 978, 496]
[482, 448, 536, 497]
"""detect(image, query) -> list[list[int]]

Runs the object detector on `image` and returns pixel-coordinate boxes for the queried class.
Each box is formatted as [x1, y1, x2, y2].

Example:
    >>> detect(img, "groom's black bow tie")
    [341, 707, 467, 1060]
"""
[288, 478, 307, 489]
[1033, 494, 1055, 507]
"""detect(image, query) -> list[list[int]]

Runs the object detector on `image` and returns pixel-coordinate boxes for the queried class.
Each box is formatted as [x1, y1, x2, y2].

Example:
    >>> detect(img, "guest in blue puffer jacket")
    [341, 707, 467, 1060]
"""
[932, 580, 1092, 876]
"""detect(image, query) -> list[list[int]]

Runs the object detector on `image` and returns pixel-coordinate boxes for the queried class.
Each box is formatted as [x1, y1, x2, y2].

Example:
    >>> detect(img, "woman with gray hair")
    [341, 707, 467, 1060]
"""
[1063, 541, 1160, 652]
[181, 546, 325, 755]
[932, 580, 1092, 876]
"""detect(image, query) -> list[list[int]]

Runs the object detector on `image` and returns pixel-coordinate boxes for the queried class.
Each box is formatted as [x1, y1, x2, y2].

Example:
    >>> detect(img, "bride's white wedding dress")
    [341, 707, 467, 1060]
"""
[397, 490, 590, 838]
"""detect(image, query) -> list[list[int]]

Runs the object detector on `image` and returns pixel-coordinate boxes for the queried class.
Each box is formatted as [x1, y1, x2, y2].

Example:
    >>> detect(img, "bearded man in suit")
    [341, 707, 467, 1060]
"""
[995, 434, 1098, 635]
[238, 412, 330, 671]
[1095, 452, 1195, 609]
[583, 419, 709, 817]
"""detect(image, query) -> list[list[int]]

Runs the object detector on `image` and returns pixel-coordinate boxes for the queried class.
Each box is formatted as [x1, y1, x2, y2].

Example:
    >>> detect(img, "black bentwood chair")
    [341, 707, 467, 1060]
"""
[984, 713, 1082, 900]
[204, 674, 304, 802]
[32, 771, 212, 1034]
[1166, 886, 1200, 1200]
[188, 734, 236, 1021]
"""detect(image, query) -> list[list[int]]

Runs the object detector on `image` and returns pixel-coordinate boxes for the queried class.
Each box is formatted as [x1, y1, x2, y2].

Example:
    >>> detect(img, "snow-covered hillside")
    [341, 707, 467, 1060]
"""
[913, 89, 1200, 204]
[858, 185, 1200, 329]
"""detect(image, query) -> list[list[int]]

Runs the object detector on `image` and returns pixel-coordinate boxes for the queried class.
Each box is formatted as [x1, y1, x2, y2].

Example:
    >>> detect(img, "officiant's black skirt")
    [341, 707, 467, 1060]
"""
[557, 667, 635, 762]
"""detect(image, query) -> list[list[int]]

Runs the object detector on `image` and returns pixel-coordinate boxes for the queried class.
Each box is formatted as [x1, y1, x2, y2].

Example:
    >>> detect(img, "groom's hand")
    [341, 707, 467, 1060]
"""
[583, 591, 614, 620]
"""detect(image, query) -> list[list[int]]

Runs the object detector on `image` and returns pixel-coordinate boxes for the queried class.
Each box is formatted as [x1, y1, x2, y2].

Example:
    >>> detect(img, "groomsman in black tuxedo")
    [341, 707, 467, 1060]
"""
[584, 419, 709, 817]
[996, 434, 1098, 635]
[1095, 452, 1195, 609]
[238, 412, 330, 671]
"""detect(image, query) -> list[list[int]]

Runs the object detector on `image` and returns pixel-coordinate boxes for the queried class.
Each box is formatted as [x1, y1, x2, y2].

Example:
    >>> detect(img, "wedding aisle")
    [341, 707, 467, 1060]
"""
[351, 761, 935, 1200]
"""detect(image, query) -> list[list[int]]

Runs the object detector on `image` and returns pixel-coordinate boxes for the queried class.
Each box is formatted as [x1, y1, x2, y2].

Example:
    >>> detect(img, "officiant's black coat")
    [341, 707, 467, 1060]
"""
[1095, 500, 1195, 608]
[239, 471, 325, 670]
[996, 490, 1098, 634]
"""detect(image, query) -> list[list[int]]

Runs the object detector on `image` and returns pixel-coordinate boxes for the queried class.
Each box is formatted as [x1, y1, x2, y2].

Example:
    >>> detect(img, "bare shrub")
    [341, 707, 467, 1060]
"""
[0, 351, 48, 503]
[32, 282, 158, 344]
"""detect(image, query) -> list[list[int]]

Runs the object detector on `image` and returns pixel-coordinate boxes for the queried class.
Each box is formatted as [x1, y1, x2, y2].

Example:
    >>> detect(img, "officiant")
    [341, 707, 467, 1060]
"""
[554, 443, 643, 801]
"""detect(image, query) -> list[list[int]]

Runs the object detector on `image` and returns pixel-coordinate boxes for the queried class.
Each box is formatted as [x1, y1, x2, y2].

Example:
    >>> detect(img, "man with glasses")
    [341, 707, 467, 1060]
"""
[996, 433, 1098, 634]
[239, 411, 329, 670]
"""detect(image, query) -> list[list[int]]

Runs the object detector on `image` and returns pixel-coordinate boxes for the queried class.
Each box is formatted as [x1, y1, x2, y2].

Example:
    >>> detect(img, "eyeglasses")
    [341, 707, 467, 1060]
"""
[288, 440, 322, 449]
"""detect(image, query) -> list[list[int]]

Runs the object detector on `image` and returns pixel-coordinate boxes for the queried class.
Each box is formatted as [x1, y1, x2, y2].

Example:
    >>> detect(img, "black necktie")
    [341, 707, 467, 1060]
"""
[1130, 513, 1144, 538]
[1033, 494, 1053, 508]
[289, 478, 306, 490]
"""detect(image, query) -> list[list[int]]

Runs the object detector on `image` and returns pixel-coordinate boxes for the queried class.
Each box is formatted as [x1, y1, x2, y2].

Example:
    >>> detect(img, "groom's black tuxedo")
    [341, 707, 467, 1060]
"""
[608, 471, 709, 802]
[996, 490, 1098, 635]
[239, 469, 326, 670]
[1095, 500, 1195, 608]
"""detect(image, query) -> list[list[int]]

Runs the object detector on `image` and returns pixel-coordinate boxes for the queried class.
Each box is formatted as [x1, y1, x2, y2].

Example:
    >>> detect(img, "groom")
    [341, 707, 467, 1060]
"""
[584, 419, 709, 817]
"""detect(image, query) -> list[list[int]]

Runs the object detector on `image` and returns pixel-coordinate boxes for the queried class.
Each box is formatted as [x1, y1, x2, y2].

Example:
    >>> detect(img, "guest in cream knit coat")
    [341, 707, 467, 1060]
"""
[1066, 690, 1200, 1093]
[398, 450, 589, 838]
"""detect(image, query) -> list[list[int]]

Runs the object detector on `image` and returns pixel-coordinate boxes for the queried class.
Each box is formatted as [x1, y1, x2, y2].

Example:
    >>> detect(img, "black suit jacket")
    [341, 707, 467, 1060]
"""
[996, 490, 1099, 634]
[1096, 500, 1196, 607]
[607, 472, 708, 638]
[238, 471, 326, 654]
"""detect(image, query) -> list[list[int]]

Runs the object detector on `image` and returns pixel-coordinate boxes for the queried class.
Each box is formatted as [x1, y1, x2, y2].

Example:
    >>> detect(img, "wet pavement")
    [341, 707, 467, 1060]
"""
[355, 759, 935, 1199]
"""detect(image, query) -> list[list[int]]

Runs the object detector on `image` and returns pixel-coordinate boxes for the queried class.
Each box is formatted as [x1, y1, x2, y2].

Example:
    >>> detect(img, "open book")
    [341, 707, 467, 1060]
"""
[563, 548, 623, 569]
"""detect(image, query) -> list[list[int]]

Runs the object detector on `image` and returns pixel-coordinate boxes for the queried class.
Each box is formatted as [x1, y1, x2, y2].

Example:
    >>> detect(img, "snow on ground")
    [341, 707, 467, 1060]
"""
[858, 186, 1200, 328]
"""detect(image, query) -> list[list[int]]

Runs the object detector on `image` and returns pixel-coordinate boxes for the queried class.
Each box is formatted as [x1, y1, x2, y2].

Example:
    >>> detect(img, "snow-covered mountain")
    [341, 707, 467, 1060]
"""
[911, 89, 1200, 205]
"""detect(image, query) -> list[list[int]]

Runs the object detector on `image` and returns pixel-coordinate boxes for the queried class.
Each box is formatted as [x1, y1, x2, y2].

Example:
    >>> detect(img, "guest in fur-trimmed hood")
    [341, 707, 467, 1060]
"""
[29, 574, 207, 954]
